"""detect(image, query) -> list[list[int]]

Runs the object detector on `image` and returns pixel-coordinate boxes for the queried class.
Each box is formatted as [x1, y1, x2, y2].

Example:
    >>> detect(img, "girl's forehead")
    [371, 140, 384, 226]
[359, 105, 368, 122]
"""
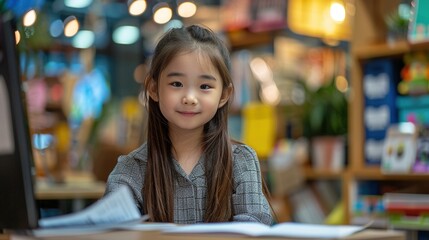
[175, 49, 211, 61]
[169, 50, 217, 70]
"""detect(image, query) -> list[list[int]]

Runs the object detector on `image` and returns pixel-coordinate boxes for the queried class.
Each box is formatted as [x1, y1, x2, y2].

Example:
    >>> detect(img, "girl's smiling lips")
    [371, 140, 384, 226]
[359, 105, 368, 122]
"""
[177, 111, 199, 116]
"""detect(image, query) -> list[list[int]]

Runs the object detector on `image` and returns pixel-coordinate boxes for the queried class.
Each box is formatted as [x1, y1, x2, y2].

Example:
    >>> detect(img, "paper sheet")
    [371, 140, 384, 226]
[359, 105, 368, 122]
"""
[116, 222, 177, 231]
[165, 222, 368, 239]
[38, 185, 142, 228]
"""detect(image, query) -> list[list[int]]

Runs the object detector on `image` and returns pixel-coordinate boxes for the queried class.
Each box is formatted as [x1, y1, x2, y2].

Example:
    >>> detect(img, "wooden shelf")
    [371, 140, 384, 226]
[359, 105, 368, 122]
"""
[352, 40, 429, 60]
[352, 41, 409, 59]
[352, 167, 429, 180]
[226, 29, 275, 50]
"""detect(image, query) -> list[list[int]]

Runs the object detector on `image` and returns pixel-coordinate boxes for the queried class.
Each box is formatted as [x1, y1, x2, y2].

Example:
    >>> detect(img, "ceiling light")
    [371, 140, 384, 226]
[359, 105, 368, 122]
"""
[113, 26, 139, 44]
[23, 9, 37, 27]
[177, 1, 197, 18]
[72, 30, 95, 49]
[64, 16, 79, 37]
[128, 0, 147, 16]
[153, 3, 172, 24]
[64, 0, 93, 8]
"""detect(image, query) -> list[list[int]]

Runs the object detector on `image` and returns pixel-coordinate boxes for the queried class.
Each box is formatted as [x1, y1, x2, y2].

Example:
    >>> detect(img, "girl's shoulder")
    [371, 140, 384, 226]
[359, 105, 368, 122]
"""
[231, 143, 260, 171]
[121, 142, 148, 163]
[232, 143, 257, 157]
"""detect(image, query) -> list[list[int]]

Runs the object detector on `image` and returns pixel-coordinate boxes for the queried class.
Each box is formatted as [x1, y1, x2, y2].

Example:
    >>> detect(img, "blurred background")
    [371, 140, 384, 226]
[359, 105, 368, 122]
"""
[5, 0, 350, 177]
[3, 0, 429, 237]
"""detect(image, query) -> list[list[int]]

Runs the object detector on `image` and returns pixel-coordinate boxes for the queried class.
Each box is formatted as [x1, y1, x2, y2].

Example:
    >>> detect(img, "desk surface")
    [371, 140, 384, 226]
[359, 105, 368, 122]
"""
[8, 229, 405, 240]
[35, 172, 105, 200]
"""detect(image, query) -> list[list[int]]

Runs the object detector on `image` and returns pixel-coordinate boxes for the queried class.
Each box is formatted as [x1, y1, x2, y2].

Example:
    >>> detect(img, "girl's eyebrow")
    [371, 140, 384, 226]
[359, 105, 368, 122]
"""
[166, 72, 184, 77]
[166, 72, 217, 81]
[200, 74, 217, 81]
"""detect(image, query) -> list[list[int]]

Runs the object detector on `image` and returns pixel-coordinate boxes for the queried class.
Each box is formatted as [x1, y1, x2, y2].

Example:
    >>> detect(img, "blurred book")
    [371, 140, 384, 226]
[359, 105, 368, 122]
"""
[289, 186, 326, 224]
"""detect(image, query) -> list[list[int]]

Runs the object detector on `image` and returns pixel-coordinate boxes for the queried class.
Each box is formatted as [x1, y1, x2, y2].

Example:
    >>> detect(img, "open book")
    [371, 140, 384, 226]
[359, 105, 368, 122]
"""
[34, 186, 148, 237]
[164, 222, 369, 239]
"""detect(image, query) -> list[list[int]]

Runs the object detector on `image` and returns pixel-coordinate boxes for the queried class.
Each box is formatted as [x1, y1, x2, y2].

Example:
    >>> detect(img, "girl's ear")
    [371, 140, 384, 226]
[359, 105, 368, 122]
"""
[148, 78, 159, 102]
[218, 84, 233, 108]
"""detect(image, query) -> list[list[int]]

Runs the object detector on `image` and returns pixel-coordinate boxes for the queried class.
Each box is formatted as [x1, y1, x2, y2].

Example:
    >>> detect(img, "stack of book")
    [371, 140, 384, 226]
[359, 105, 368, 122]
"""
[383, 193, 429, 230]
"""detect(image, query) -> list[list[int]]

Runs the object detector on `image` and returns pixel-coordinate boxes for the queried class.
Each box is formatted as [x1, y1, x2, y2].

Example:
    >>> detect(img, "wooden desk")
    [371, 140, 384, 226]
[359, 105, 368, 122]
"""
[35, 172, 105, 200]
[8, 229, 405, 240]
[35, 172, 106, 213]
[35, 180, 105, 200]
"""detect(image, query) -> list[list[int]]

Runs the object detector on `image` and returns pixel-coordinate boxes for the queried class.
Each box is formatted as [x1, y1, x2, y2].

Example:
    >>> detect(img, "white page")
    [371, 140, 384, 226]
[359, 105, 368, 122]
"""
[116, 222, 177, 231]
[164, 222, 270, 236]
[264, 222, 365, 238]
[32, 218, 149, 237]
[164, 222, 367, 239]
[38, 185, 142, 228]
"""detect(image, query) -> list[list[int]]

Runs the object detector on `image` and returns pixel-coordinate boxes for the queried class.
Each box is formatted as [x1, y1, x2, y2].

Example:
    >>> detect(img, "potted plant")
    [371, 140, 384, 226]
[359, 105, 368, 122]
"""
[302, 78, 348, 170]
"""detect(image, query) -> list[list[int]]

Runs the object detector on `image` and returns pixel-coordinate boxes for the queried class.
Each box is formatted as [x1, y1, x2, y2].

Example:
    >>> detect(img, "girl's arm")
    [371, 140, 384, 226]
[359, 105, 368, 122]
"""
[232, 145, 273, 225]
[104, 152, 145, 212]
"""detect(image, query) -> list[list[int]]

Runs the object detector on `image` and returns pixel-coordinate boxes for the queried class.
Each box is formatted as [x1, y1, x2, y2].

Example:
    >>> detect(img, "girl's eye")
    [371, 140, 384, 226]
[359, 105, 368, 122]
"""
[170, 82, 183, 87]
[200, 84, 212, 90]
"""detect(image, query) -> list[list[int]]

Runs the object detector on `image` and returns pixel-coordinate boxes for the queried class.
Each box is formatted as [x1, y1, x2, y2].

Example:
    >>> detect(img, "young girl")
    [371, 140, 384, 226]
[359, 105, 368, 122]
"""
[105, 25, 273, 225]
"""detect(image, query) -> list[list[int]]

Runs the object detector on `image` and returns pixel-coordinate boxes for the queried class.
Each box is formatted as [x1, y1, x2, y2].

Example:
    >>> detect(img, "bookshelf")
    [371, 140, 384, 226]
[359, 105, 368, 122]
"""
[348, 0, 429, 231]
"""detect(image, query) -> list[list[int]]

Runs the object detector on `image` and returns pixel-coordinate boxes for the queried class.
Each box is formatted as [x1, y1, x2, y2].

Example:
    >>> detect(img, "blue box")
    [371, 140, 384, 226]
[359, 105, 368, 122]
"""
[396, 95, 429, 124]
[363, 59, 401, 167]
[363, 58, 400, 139]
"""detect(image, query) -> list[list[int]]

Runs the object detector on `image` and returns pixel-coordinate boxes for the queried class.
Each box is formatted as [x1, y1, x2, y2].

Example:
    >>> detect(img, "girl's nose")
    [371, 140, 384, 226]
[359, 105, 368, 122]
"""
[182, 95, 197, 105]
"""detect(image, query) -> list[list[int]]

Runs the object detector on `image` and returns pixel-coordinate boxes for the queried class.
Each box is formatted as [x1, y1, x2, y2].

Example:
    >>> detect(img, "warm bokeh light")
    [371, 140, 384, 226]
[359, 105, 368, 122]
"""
[335, 75, 348, 92]
[177, 1, 197, 18]
[153, 3, 172, 24]
[23, 9, 37, 27]
[250, 57, 280, 106]
[330, 2, 346, 22]
[15, 30, 20, 45]
[288, 0, 350, 40]
[250, 57, 273, 83]
[261, 83, 281, 106]
[64, 16, 79, 37]
[128, 0, 147, 16]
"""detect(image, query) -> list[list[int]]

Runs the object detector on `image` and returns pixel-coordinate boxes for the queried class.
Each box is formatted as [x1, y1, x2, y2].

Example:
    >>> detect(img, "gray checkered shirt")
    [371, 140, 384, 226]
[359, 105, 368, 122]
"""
[105, 143, 273, 225]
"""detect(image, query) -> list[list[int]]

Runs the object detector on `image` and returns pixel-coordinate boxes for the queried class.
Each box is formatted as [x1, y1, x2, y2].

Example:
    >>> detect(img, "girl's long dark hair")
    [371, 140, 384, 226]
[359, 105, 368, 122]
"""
[143, 25, 234, 222]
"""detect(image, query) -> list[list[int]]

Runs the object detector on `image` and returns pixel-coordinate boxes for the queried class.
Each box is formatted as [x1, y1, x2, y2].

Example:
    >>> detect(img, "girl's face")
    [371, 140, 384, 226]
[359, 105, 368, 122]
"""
[150, 51, 229, 133]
